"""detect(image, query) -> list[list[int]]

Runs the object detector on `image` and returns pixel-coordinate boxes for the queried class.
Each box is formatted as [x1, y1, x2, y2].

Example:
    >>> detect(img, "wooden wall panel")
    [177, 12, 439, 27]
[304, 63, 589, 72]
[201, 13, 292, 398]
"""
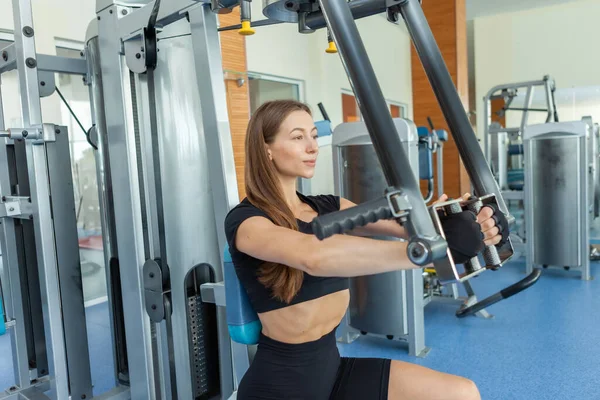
[411, 0, 470, 200]
[490, 98, 507, 127]
[219, 10, 250, 200]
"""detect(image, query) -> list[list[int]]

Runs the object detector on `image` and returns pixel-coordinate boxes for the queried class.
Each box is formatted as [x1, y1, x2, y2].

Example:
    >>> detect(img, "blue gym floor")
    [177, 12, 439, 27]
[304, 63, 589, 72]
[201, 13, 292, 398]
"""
[1, 259, 598, 399]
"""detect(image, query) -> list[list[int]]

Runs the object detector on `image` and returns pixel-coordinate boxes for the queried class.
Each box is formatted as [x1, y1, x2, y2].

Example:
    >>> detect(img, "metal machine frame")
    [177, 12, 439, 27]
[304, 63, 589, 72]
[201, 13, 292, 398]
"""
[482, 76, 558, 262]
[483, 75, 558, 177]
[0, 1, 98, 399]
[0, 0, 540, 399]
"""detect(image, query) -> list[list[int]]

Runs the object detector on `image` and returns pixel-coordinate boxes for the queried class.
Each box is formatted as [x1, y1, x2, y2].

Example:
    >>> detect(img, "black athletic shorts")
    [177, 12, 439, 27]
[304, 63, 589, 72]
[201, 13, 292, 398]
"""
[237, 327, 391, 400]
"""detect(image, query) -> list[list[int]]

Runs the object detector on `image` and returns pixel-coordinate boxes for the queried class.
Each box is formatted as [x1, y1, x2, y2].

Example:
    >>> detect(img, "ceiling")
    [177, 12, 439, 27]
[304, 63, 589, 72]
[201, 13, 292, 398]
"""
[466, 0, 587, 20]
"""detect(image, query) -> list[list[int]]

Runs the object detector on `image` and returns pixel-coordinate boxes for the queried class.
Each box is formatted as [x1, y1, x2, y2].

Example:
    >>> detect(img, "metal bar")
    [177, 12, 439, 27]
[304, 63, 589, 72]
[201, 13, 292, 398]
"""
[36, 54, 87, 75]
[0, 44, 17, 74]
[436, 145, 443, 198]
[133, 71, 176, 399]
[134, 74, 163, 262]
[520, 86, 534, 132]
[318, 0, 443, 252]
[483, 93, 491, 161]
[581, 134, 591, 281]
[14, 140, 49, 381]
[405, 269, 428, 357]
[46, 126, 94, 399]
[97, 5, 157, 399]
[523, 133, 535, 277]
[115, 0, 200, 41]
[13, 0, 69, 397]
[188, 4, 240, 274]
[24, 141, 68, 399]
[305, 0, 387, 30]
[544, 79, 554, 123]
[400, 0, 510, 216]
[483, 77, 552, 160]
[86, 34, 127, 387]
[188, 5, 238, 398]
[504, 107, 549, 113]
[0, 112, 31, 388]
[483, 78, 550, 100]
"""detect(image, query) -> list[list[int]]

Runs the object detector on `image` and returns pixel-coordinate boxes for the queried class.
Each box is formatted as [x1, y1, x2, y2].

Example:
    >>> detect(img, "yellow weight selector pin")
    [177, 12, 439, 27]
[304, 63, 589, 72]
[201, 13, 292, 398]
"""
[325, 29, 337, 53]
[239, 20, 255, 36]
[326, 40, 337, 53]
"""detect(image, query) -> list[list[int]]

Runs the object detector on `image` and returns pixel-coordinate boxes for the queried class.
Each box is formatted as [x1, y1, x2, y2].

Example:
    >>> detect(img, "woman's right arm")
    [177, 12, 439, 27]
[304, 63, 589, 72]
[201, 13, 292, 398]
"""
[235, 216, 417, 277]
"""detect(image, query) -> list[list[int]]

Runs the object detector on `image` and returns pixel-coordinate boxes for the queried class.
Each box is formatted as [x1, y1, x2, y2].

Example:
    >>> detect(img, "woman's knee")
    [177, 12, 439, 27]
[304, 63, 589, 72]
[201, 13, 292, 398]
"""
[456, 378, 481, 400]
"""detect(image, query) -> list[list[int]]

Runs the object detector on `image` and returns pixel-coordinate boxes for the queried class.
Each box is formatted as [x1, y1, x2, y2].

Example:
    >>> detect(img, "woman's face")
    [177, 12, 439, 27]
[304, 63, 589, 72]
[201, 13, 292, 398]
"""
[266, 110, 319, 180]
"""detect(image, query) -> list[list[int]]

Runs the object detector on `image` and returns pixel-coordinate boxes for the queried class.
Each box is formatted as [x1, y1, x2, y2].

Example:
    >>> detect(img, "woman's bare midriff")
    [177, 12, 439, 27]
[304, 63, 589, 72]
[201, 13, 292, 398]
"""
[257, 289, 350, 344]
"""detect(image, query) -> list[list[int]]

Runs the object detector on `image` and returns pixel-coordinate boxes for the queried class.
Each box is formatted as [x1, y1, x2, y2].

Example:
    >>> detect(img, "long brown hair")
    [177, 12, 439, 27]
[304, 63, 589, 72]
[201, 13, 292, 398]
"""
[245, 99, 312, 303]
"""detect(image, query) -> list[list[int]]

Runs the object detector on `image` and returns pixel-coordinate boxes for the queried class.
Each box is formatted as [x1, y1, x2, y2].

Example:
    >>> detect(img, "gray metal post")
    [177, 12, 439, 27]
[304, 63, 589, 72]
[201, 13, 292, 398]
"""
[0, 88, 31, 389]
[317, 0, 445, 262]
[188, 5, 238, 397]
[520, 86, 534, 133]
[399, 0, 509, 216]
[406, 269, 428, 357]
[45, 127, 93, 399]
[86, 33, 129, 387]
[12, 0, 69, 397]
[96, 4, 158, 399]
[483, 96, 491, 162]
[436, 145, 444, 199]
[132, 72, 178, 399]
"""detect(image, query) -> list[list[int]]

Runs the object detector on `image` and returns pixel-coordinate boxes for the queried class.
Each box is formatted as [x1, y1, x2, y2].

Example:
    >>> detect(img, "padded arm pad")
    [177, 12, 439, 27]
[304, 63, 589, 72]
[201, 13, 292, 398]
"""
[224, 246, 261, 345]
[417, 127, 433, 180]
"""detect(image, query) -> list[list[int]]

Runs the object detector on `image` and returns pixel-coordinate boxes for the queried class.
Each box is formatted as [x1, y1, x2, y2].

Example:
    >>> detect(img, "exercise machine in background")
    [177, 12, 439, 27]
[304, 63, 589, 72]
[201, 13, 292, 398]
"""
[483, 76, 559, 259]
[483, 76, 598, 279]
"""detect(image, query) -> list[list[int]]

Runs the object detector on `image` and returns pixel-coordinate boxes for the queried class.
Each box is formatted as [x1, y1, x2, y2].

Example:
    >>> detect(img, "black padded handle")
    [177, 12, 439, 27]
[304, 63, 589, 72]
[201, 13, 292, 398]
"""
[311, 196, 393, 240]
[455, 269, 541, 318]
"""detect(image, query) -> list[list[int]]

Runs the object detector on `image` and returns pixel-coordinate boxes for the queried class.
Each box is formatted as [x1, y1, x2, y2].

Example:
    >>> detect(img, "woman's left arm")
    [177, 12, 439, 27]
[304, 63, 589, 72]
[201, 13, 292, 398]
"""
[340, 197, 408, 239]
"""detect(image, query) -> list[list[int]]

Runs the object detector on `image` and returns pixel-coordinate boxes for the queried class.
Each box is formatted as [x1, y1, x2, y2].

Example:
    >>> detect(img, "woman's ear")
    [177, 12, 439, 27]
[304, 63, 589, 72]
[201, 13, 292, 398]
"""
[265, 144, 273, 161]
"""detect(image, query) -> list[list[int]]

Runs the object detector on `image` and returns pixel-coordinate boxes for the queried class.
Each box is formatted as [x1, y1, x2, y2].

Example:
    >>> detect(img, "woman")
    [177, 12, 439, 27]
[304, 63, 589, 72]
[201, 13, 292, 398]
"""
[225, 100, 504, 400]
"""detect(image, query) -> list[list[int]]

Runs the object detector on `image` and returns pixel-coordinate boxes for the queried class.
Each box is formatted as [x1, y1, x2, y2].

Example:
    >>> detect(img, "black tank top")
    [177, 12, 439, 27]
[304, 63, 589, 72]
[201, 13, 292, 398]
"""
[224, 192, 349, 313]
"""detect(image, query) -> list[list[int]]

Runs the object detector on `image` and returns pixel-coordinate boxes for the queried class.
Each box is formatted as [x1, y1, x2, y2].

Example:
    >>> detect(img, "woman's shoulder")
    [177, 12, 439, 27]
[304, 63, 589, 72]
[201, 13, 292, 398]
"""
[224, 198, 271, 246]
[298, 192, 340, 214]
[225, 198, 270, 225]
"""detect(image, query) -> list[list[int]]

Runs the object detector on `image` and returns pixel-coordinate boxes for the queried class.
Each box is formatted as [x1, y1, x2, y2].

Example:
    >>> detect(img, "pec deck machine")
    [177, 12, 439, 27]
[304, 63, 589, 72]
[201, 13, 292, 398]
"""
[0, 0, 541, 399]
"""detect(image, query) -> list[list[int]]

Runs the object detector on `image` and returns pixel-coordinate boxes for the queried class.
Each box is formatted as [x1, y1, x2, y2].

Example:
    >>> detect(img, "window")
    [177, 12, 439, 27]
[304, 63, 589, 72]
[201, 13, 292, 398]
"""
[52, 42, 106, 306]
[341, 90, 407, 122]
[248, 73, 304, 115]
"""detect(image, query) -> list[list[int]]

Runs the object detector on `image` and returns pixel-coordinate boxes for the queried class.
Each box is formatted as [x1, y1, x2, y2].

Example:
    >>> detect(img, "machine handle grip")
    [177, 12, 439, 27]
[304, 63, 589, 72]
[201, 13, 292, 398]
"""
[311, 196, 393, 240]
[465, 198, 502, 268]
[455, 269, 541, 318]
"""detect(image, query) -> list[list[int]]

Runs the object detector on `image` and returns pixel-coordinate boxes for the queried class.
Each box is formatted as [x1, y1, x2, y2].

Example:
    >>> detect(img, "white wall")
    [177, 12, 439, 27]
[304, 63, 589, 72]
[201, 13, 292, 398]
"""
[473, 0, 600, 137]
[245, 3, 413, 128]
[0, 1, 96, 126]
